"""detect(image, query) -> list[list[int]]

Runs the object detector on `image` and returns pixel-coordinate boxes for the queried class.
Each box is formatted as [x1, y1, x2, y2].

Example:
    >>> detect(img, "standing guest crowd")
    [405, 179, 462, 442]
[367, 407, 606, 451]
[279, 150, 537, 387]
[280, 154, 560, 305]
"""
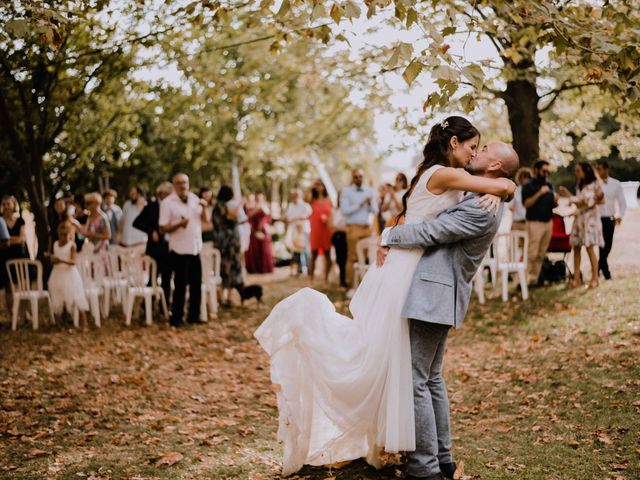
[0, 158, 631, 327]
[511, 159, 627, 289]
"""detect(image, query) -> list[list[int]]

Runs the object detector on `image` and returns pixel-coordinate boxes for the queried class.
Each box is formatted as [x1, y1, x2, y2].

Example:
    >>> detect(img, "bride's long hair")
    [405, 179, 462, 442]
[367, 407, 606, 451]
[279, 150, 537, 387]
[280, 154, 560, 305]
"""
[395, 116, 480, 224]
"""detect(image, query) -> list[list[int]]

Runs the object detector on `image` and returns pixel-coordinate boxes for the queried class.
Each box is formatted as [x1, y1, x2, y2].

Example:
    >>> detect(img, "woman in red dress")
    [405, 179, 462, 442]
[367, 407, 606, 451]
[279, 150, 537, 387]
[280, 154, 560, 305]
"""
[306, 180, 333, 285]
[245, 193, 275, 274]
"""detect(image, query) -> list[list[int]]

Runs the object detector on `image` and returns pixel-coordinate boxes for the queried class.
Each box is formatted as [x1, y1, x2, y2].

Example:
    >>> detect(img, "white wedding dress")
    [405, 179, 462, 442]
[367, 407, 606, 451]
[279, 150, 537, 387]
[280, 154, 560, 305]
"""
[255, 165, 462, 476]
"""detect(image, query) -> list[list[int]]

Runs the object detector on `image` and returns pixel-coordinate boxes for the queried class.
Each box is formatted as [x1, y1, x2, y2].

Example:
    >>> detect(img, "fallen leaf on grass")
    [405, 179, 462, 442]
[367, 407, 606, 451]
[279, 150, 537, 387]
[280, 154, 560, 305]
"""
[610, 460, 628, 471]
[201, 435, 228, 446]
[239, 426, 256, 436]
[597, 434, 614, 445]
[155, 451, 183, 467]
[28, 448, 49, 458]
[453, 460, 465, 479]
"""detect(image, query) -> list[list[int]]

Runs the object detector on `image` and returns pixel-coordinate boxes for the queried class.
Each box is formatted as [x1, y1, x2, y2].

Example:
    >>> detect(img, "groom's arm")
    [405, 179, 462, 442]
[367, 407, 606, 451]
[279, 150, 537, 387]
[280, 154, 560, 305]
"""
[384, 198, 498, 249]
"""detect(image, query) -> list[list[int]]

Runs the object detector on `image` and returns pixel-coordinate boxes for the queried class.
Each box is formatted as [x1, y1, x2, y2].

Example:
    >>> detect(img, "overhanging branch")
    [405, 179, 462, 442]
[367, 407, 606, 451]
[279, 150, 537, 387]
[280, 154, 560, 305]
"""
[538, 81, 600, 112]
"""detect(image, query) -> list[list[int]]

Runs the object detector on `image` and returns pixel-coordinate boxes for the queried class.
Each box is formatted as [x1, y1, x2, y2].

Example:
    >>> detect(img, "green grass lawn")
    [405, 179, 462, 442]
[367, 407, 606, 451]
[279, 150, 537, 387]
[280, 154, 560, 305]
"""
[1, 271, 638, 479]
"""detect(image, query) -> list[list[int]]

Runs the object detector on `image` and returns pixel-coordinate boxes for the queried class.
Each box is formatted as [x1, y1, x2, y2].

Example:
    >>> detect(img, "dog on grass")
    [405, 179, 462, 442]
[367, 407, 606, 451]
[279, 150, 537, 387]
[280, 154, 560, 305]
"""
[235, 284, 263, 306]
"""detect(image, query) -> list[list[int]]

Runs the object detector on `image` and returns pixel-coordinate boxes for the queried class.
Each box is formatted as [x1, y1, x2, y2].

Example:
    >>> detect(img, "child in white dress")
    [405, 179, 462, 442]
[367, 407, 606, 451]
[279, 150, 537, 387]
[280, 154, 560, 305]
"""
[48, 222, 89, 320]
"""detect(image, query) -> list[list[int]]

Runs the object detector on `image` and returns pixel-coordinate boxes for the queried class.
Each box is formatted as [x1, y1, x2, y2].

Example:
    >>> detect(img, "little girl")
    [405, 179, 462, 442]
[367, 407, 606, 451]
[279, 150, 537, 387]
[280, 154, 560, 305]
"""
[49, 221, 89, 321]
[289, 222, 307, 277]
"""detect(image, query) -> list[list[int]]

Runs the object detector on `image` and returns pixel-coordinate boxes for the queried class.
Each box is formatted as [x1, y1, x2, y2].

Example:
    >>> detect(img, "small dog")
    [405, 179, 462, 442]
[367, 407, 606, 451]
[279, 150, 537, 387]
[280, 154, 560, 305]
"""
[235, 284, 263, 305]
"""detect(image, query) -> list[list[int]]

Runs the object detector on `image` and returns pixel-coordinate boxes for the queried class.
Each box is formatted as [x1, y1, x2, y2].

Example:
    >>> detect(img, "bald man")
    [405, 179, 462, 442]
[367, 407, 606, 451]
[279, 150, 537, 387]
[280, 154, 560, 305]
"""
[379, 142, 519, 480]
[159, 173, 209, 326]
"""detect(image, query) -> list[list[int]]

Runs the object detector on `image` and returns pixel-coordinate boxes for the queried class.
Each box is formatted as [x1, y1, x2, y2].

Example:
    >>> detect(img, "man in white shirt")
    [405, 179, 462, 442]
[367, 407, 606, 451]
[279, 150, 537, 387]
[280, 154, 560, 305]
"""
[117, 185, 148, 253]
[284, 189, 312, 274]
[595, 160, 627, 280]
[159, 173, 208, 326]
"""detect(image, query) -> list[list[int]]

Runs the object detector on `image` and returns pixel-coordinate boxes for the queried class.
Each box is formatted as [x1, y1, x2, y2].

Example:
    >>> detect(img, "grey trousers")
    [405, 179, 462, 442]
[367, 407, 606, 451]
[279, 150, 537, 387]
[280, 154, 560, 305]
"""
[407, 319, 453, 477]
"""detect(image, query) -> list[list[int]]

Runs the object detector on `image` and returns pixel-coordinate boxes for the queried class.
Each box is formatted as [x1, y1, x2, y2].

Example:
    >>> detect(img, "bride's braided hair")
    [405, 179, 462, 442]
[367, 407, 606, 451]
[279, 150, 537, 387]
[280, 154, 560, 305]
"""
[394, 116, 480, 225]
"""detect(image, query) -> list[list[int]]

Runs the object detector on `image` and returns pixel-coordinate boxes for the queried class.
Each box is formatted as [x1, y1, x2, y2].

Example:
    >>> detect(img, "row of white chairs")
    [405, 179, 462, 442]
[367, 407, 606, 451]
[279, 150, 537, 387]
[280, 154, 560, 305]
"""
[6, 246, 222, 331]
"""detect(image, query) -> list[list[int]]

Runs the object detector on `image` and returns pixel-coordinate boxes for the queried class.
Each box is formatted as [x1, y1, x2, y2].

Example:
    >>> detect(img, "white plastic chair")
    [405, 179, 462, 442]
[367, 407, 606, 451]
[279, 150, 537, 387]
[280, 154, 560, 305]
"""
[473, 247, 499, 304]
[353, 237, 378, 289]
[124, 255, 168, 326]
[201, 247, 222, 320]
[495, 231, 529, 302]
[6, 259, 54, 331]
[76, 254, 104, 327]
[102, 249, 130, 316]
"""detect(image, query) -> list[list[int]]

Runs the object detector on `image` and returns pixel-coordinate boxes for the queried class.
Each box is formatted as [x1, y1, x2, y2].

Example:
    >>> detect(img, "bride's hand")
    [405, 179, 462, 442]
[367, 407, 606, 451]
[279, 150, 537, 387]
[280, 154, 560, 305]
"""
[376, 245, 389, 267]
[477, 194, 501, 214]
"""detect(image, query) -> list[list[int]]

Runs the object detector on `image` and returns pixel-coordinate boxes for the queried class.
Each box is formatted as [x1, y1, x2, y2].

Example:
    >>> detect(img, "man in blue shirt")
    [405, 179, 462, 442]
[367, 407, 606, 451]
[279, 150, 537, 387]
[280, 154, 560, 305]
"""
[340, 168, 378, 287]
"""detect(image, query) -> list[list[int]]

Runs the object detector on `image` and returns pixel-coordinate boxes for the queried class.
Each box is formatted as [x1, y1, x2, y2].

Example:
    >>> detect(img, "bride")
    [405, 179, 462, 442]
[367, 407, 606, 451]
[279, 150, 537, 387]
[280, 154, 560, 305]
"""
[255, 116, 514, 476]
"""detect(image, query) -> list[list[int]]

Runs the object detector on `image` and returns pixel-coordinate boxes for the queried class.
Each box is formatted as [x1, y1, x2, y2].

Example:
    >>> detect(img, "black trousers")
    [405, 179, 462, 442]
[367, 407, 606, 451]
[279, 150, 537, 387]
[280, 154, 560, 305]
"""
[331, 231, 348, 287]
[599, 217, 615, 279]
[147, 241, 171, 304]
[169, 251, 202, 323]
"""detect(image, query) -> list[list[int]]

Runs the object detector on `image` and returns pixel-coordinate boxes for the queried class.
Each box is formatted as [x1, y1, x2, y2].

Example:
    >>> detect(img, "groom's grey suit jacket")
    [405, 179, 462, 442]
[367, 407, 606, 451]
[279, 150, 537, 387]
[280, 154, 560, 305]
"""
[387, 193, 503, 328]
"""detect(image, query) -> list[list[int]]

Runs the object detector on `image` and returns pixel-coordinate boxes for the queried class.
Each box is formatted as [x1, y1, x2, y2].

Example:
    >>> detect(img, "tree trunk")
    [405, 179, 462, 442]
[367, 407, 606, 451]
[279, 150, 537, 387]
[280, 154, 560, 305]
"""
[25, 152, 50, 260]
[502, 79, 541, 167]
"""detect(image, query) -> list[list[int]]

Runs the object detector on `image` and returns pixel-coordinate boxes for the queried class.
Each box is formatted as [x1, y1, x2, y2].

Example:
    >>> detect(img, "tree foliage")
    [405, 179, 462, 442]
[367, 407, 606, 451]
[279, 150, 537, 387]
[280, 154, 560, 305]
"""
[0, 0, 382, 256]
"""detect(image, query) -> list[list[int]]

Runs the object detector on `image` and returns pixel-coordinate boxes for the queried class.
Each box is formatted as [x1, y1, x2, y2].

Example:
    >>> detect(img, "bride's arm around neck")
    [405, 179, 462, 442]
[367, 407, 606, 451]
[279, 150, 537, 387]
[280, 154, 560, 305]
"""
[428, 167, 515, 199]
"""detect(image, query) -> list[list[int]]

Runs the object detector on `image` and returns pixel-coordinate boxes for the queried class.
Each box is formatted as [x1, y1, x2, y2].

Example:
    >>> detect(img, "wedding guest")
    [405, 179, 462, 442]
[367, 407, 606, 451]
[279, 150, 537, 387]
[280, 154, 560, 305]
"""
[159, 173, 208, 326]
[118, 185, 147, 253]
[72, 193, 111, 254]
[239, 194, 255, 254]
[0, 217, 8, 248]
[48, 221, 89, 322]
[101, 189, 122, 245]
[284, 189, 312, 275]
[199, 187, 215, 247]
[306, 180, 333, 285]
[559, 162, 604, 289]
[340, 168, 377, 288]
[522, 160, 558, 286]
[1, 196, 28, 261]
[508, 167, 533, 231]
[595, 160, 627, 280]
[381, 173, 408, 226]
[245, 193, 275, 274]
[48, 196, 69, 247]
[133, 182, 174, 303]
[374, 184, 388, 236]
[71, 193, 88, 252]
[330, 192, 348, 289]
[212, 185, 245, 306]
[1, 196, 28, 312]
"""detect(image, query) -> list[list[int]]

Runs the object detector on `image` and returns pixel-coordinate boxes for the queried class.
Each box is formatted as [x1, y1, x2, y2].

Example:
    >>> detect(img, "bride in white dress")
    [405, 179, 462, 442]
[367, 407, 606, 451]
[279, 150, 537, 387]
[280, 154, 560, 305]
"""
[255, 117, 515, 476]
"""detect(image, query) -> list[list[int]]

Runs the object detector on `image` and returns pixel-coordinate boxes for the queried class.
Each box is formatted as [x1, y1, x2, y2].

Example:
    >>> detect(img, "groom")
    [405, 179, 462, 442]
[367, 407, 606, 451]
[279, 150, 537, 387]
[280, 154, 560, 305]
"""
[378, 142, 519, 480]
